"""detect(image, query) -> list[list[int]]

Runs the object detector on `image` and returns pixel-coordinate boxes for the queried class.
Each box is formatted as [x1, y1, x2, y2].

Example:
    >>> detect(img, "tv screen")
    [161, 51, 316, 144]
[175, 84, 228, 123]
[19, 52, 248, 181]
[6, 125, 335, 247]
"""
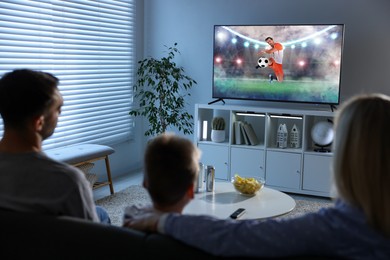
[212, 24, 344, 105]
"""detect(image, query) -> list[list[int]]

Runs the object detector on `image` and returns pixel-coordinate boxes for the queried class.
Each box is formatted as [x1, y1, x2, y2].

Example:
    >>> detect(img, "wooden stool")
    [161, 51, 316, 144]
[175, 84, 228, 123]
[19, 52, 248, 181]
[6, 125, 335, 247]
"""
[45, 144, 115, 194]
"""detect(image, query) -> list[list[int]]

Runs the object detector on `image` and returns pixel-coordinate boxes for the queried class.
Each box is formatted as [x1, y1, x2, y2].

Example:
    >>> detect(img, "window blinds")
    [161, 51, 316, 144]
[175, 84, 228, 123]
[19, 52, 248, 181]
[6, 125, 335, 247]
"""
[0, 0, 135, 150]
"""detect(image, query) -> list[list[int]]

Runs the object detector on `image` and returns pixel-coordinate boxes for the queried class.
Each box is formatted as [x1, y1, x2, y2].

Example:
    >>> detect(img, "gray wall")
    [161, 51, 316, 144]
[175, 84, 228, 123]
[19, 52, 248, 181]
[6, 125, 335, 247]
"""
[106, 0, 390, 180]
[142, 0, 390, 107]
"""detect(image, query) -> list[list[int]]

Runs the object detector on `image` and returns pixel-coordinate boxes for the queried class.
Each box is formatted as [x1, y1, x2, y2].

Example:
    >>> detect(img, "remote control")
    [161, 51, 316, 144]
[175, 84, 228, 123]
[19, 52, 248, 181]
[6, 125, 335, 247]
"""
[230, 208, 246, 219]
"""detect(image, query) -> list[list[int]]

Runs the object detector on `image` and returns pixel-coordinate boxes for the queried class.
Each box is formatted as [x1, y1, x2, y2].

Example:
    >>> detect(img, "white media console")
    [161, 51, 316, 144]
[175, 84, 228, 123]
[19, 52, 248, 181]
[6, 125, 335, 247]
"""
[194, 103, 335, 198]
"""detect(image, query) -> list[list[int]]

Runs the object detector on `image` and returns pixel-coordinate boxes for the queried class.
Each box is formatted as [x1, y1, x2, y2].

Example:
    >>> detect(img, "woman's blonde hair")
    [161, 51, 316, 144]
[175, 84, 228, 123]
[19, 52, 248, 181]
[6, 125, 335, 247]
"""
[333, 93, 390, 237]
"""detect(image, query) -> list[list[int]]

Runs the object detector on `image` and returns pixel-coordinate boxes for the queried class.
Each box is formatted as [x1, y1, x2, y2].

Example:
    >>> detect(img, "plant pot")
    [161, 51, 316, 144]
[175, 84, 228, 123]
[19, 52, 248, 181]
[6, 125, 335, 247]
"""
[211, 129, 225, 143]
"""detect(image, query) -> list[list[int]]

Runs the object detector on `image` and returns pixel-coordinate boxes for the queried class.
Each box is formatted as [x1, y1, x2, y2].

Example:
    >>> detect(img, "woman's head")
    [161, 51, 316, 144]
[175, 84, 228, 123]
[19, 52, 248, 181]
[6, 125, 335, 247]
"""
[333, 93, 390, 236]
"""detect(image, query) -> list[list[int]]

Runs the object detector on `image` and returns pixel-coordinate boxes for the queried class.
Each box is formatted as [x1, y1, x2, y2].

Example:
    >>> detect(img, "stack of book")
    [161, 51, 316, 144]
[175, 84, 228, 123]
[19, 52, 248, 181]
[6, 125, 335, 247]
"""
[233, 121, 259, 145]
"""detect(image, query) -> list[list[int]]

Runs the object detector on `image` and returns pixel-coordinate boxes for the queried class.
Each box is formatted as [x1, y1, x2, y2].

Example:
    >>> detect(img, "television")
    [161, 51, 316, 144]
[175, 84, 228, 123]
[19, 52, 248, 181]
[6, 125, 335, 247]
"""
[212, 24, 345, 105]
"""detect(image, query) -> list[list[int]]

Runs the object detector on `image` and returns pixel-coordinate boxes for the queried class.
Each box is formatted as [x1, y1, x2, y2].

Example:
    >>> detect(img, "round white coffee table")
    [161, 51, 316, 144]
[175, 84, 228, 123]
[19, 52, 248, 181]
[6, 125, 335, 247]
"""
[183, 181, 295, 220]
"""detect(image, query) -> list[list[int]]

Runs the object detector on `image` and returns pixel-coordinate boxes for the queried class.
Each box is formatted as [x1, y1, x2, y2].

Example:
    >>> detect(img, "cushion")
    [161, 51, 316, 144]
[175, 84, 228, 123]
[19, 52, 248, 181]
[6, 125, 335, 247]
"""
[45, 144, 115, 164]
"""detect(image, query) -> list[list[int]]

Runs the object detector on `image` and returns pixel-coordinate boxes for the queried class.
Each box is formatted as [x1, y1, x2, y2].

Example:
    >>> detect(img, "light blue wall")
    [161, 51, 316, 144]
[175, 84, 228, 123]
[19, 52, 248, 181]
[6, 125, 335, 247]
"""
[107, 0, 390, 179]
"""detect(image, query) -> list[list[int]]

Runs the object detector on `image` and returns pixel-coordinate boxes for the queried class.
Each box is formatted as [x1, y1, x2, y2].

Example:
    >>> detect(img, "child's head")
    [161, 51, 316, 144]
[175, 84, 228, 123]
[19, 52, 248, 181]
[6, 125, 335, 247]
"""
[144, 132, 201, 212]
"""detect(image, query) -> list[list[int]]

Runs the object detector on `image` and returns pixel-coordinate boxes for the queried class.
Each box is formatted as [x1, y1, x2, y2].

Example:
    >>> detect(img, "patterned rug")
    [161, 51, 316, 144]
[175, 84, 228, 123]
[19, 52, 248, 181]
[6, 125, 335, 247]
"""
[96, 185, 334, 226]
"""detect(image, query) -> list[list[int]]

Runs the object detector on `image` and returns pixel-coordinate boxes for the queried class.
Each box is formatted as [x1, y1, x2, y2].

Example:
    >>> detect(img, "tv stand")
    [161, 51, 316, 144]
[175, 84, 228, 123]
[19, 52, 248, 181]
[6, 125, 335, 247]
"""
[329, 104, 337, 112]
[194, 103, 335, 198]
[208, 98, 225, 105]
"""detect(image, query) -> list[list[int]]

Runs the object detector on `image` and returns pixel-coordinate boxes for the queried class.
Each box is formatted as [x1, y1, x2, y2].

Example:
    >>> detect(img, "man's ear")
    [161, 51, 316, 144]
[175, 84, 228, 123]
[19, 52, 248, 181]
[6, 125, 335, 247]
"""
[142, 178, 148, 189]
[33, 115, 45, 131]
[186, 183, 195, 199]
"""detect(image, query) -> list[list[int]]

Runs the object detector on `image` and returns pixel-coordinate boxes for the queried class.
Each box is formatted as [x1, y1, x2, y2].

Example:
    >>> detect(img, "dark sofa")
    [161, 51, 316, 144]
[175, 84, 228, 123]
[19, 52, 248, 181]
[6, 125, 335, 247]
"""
[0, 209, 332, 260]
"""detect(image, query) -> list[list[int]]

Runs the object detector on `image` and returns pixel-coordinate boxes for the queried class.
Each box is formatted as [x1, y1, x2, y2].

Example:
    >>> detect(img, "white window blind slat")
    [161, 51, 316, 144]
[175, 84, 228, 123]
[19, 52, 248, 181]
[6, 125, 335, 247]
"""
[0, 0, 135, 149]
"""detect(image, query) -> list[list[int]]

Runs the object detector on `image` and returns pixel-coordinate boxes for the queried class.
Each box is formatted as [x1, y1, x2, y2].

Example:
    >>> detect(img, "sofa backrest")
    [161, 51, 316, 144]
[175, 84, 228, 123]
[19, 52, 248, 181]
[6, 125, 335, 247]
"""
[0, 208, 228, 259]
[0, 209, 336, 260]
[0, 209, 145, 259]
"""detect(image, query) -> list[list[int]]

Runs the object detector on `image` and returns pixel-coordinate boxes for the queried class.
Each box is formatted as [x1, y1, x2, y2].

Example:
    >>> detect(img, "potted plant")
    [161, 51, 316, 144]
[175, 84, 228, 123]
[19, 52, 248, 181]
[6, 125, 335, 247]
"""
[211, 117, 226, 142]
[129, 43, 197, 136]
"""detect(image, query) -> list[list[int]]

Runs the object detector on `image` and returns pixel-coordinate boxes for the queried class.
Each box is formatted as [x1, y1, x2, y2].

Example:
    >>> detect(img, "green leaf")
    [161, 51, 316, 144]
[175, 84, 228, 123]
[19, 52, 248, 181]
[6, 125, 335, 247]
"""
[130, 43, 197, 136]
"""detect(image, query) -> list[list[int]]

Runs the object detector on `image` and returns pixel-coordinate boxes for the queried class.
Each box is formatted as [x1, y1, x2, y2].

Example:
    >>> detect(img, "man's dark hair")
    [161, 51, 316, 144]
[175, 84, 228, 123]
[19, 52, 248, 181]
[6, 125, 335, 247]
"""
[0, 69, 59, 127]
[265, 37, 273, 41]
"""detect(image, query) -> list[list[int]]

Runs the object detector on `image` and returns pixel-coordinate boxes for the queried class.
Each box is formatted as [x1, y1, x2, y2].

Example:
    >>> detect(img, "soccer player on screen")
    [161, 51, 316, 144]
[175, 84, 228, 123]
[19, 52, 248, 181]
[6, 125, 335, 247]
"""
[258, 36, 284, 82]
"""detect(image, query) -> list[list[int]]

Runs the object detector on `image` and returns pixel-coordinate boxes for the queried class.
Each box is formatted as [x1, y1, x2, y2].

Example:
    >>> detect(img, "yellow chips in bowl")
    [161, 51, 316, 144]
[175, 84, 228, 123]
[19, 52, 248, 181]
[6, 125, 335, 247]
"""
[232, 174, 265, 196]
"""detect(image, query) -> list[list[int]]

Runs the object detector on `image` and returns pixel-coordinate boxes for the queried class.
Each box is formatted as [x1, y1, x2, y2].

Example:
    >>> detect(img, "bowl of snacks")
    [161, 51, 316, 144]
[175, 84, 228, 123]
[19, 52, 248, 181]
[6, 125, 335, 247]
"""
[231, 174, 265, 196]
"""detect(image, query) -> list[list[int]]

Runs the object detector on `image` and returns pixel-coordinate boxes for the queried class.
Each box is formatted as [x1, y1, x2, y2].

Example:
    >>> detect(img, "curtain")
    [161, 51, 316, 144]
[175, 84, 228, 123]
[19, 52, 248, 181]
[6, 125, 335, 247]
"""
[0, 0, 135, 149]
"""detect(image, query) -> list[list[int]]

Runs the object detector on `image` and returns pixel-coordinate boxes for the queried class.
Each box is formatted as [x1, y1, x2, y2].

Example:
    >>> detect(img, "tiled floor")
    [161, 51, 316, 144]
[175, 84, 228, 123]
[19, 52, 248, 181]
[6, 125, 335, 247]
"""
[93, 171, 143, 201]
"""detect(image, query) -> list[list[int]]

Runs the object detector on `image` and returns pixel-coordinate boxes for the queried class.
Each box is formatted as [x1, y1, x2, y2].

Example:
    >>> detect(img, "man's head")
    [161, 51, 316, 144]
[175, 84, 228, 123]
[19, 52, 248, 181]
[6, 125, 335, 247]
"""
[265, 37, 274, 46]
[0, 69, 62, 139]
[143, 133, 201, 211]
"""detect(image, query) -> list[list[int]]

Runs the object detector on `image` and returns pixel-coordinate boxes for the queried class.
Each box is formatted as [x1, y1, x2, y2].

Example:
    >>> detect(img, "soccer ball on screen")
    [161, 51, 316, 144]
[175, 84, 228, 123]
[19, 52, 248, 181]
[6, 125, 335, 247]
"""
[256, 57, 269, 69]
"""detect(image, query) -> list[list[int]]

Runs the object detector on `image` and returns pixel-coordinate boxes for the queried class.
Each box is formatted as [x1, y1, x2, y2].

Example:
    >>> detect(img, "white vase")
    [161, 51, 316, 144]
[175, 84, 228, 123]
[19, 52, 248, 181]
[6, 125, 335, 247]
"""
[211, 129, 225, 143]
